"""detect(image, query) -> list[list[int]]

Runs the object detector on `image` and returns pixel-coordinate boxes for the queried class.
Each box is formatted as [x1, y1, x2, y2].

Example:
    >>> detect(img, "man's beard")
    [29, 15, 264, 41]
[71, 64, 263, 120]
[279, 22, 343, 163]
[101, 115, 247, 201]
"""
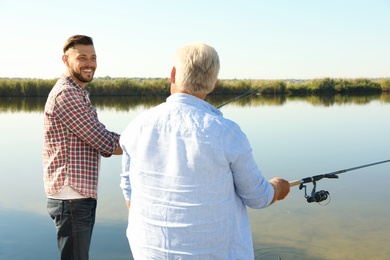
[70, 68, 95, 83]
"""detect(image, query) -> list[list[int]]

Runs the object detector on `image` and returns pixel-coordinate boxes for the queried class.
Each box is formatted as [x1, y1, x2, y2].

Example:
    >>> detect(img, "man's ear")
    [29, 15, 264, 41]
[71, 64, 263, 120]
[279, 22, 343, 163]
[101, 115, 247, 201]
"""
[62, 55, 69, 66]
[170, 67, 176, 83]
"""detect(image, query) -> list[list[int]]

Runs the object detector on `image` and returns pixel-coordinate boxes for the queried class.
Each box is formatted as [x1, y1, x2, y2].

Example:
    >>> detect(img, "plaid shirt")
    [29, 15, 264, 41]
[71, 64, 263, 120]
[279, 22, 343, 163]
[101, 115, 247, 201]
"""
[43, 75, 120, 199]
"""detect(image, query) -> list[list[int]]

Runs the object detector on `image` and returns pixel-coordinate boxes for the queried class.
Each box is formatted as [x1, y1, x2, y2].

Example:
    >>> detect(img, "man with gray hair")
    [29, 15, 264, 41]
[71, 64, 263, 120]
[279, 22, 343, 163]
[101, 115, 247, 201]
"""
[120, 42, 290, 259]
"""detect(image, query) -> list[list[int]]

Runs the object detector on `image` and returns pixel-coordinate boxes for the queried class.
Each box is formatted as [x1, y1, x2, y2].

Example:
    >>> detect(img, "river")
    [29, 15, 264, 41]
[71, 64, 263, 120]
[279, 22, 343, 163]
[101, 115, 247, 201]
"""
[1, 94, 389, 259]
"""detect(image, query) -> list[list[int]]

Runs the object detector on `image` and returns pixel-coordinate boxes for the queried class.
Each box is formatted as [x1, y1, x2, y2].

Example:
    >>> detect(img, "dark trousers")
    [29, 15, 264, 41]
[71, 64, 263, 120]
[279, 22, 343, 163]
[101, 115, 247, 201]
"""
[47, 198, 97, 260]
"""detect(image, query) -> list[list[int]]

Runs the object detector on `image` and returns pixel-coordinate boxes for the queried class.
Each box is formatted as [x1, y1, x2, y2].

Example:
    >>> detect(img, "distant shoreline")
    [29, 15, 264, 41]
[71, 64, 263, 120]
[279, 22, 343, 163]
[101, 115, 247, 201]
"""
[0, 77, 389, 97]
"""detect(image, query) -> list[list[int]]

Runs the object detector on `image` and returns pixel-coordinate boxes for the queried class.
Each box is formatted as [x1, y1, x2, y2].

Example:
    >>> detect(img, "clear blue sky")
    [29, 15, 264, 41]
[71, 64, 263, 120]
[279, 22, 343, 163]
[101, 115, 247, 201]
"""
[1, 0, 389, 80]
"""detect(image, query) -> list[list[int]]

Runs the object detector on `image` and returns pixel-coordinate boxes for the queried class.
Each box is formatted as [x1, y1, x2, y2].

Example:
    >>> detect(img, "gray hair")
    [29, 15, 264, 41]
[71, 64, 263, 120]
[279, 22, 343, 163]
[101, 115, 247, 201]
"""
[174, 43, 220, 95]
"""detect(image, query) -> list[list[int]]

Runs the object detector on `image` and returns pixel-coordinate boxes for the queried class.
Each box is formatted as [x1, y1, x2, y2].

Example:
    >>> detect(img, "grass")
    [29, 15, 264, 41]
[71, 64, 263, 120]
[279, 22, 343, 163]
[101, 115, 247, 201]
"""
[0, 77, 389, 97]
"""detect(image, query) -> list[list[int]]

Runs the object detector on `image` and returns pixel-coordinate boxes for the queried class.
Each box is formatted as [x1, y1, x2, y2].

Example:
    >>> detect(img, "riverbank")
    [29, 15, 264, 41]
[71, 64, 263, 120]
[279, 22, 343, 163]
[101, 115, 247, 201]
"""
[0, 77, 389, 97]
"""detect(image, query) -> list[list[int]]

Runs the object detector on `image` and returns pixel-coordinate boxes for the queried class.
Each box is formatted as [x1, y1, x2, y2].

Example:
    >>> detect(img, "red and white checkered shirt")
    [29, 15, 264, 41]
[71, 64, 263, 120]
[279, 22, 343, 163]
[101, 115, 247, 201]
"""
[43, 75, 120, 199]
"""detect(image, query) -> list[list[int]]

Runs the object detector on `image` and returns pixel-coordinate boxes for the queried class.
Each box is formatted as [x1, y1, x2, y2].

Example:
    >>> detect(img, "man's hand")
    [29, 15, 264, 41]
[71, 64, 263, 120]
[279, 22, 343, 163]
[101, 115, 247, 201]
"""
[113, 146, 123, 155]
[269, 177, 290, 204]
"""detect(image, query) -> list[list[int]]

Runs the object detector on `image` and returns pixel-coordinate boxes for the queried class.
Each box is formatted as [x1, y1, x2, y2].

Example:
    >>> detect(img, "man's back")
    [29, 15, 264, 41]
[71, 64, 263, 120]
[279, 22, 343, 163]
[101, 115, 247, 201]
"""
[120, 93, 273, 259]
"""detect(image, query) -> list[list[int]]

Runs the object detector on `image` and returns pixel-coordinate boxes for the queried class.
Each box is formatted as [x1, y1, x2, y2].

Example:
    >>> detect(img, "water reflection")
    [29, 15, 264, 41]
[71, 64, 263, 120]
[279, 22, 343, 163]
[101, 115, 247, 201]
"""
[0, 208, 131, 260]
[0, 93, 388, 113]
[1, 95, 390, 259]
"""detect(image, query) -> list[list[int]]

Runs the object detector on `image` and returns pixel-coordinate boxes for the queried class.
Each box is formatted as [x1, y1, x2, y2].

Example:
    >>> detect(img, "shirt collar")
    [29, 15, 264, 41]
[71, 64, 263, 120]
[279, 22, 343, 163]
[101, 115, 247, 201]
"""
[61, 74, 89, 95]
[167, 93, 222, 116]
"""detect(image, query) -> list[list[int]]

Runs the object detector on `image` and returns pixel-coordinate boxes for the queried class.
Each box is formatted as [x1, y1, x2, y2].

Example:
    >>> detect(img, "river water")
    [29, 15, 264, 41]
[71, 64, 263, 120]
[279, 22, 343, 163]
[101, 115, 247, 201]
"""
[1, 94, 389, 259]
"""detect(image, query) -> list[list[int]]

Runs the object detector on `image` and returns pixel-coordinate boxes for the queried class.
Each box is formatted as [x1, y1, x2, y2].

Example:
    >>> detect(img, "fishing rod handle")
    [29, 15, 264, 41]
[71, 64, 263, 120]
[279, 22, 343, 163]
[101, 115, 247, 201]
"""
[289, 180, 301, 187]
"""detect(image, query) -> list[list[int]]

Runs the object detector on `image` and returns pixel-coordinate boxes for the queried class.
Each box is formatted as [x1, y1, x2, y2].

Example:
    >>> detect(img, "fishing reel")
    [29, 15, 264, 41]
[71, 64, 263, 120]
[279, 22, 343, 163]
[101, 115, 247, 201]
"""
[292, 159, 390, 204]
[299, 180, 330, 204]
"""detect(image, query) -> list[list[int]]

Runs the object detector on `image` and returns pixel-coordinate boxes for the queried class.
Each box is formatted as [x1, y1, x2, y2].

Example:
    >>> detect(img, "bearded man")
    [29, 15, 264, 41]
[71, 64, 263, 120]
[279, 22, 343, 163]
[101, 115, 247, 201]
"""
[42, 35, 122, 260]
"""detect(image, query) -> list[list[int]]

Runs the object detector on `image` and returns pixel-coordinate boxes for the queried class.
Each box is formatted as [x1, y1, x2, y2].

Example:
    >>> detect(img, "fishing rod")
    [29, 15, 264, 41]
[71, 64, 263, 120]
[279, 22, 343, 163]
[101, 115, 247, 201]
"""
[216, 88, 259, 109]
[289, 159, 390, 203]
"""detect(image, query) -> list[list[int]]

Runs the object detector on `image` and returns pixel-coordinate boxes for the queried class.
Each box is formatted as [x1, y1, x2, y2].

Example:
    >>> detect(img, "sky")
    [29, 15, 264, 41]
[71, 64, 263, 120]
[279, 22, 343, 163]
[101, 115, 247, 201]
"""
[0, 0, 389, 80]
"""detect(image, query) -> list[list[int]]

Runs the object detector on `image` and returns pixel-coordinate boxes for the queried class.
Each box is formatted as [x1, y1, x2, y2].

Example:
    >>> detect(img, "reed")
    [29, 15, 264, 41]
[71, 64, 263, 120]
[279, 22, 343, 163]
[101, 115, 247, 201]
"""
[0, 77, 388, 97]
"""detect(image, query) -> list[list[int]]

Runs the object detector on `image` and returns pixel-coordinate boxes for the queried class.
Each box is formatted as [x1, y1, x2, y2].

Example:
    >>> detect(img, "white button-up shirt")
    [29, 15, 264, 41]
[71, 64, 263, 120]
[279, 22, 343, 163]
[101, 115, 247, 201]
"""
[120, 93, 274, 259]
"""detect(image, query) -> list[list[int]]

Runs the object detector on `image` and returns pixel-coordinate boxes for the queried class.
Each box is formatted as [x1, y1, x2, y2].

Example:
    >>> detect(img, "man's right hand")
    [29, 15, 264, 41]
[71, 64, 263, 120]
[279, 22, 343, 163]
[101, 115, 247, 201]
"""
[269, 177, 290, 204]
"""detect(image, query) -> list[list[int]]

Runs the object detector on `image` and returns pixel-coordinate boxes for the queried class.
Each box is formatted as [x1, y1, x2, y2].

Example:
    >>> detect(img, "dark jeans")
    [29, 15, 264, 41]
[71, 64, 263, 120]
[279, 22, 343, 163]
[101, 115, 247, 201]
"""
[47, 198, 97, 260]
